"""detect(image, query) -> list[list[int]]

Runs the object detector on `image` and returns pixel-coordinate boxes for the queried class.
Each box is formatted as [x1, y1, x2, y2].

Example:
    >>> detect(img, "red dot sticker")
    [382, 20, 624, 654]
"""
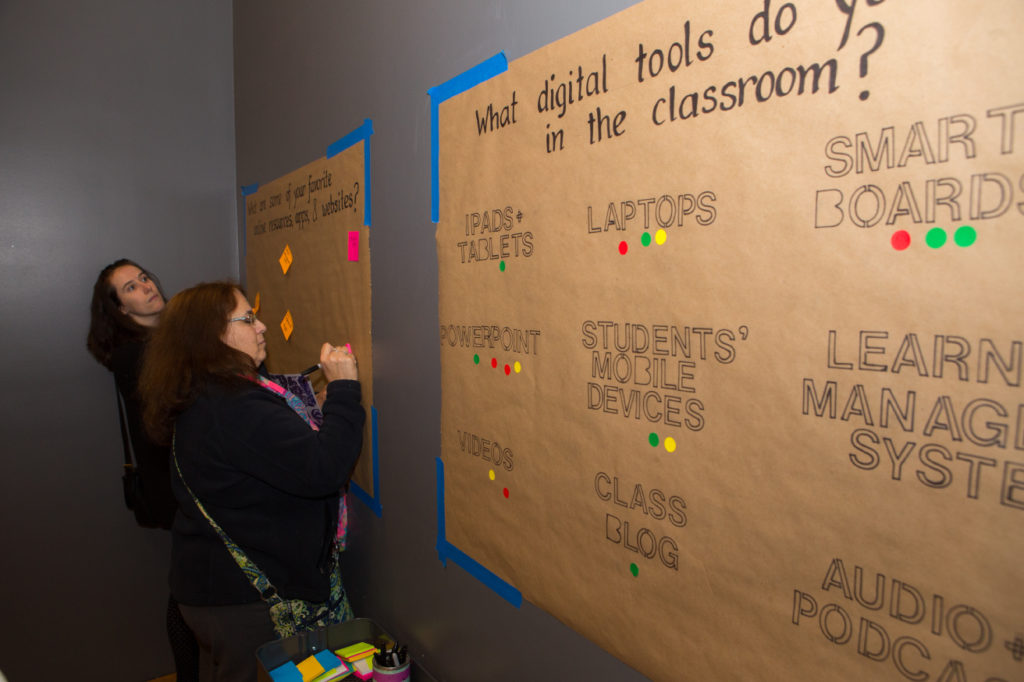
[504, 364, 511, 375]
[490, 358, 497, 368]
[891, 230, 911, 250]
[503, 488, 509, 498]
[618, 241, 628, 255]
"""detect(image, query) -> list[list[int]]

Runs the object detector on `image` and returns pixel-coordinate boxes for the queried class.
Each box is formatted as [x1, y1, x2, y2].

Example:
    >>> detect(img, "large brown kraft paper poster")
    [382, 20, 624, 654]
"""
[436, 0, 1024, 680]
[245, 141, 374, 497]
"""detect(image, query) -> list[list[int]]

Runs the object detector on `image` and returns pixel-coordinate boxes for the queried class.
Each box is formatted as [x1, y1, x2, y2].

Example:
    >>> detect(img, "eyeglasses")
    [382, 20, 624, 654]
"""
[228, 312, 257, 325]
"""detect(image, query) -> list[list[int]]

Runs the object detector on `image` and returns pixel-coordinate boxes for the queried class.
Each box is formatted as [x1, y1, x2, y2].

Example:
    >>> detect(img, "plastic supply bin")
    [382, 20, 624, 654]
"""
[256, 618, 435, 682]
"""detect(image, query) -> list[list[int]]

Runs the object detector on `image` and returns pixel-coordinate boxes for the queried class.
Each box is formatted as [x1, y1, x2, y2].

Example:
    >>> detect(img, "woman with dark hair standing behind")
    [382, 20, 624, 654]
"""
[141, 282, 363, 682]
[87, 259, 175, 526]
[86, 259, 199, 681]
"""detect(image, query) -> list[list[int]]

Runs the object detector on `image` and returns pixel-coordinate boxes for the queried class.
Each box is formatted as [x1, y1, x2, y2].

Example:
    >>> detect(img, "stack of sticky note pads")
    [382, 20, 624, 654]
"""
[268, 649, 352, 682]
[334, 642, 379, 680]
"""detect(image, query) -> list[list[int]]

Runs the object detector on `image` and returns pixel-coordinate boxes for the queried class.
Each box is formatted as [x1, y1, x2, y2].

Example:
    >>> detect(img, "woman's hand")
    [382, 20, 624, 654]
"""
[319, 342, 358, 382]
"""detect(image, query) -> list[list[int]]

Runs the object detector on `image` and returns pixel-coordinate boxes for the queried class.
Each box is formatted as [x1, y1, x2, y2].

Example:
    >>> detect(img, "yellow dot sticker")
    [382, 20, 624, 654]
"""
[514, 361, 522, 373]
[489, 470, 495, 481]
[279, 245, 294, 274]
[664, 437, 676, 453]
[654, 229, 668, 245]
[280, 310, 294, 341]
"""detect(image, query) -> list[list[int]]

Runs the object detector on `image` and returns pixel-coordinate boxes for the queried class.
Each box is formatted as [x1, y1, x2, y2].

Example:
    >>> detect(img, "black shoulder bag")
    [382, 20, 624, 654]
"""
[115, 381, 164, 528]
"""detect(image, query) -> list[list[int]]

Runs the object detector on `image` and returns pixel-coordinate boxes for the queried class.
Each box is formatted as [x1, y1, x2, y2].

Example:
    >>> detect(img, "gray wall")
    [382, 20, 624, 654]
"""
[232, 1, 645, 680]
[0, 1, 236, 680]
[1, 1, 649, 680]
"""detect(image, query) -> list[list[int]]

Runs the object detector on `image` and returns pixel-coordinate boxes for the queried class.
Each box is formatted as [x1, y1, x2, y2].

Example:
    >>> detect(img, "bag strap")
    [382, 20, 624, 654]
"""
[255, 374, 349, 548]
[115, 380, 135, 471]
[172, 432, 284, 606]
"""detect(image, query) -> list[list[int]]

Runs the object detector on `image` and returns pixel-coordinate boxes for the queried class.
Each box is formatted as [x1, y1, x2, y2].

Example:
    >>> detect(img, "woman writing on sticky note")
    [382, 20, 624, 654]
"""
[140, 281, 363, 682]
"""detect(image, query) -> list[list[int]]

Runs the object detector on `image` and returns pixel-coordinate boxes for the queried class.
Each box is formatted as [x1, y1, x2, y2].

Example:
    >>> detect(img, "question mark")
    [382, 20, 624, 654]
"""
[738, 325, 749, 341]
[856, 22, 884, 101]
[352, 182, 360, 212]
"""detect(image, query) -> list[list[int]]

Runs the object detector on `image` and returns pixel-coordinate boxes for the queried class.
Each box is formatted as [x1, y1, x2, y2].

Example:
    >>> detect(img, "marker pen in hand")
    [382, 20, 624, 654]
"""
[300, 343, 353, 376]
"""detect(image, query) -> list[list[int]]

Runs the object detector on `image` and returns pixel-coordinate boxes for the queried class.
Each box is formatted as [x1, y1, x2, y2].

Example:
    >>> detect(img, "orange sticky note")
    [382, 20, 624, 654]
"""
[296, 655, 326, 682]
[280, 310, 294, 340]
[279, 245, 294, 274]
[253, 291, 261, 314]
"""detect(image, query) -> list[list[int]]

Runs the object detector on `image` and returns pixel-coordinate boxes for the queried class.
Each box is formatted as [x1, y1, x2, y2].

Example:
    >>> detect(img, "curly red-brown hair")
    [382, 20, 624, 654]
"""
[140, 281, 256, 442]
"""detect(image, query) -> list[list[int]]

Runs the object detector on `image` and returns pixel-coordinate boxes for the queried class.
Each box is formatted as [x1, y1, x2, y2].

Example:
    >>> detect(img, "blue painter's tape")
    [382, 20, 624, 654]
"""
[363, 130, 372, 227]
[435, 457, 447, 564]
[429, 97, 439, 224]
[435, 457, 522, 607]
[428, 52, 509, 104]
[444, 539, 523, 607]
[241, 183, 259, 196]
[428, 52, 508, 223]
[326, 118, 373, 159]
[350, 405, 382, 517]
[326, 119, 374, 227]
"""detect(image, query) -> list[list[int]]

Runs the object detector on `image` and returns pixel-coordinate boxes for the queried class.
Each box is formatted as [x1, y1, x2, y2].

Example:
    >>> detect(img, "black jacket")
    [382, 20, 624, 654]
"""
[112, 340, 177, 529]
[170, 378, 364, 606]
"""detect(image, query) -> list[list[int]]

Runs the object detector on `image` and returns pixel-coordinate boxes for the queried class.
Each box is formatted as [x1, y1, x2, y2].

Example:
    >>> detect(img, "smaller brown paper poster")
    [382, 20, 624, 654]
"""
[245, 125, 376, 506]
[435, 0, 1023, 680]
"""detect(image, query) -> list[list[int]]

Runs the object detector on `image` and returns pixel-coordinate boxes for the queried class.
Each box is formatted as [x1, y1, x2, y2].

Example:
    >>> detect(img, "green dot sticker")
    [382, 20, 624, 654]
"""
[926, 227, 947, 249]
[499, 260, 506, 272]
[954, 225, 976, 247]
[641, 232, 652, 247]
[630, 563, 639, 577]
[648, 433, 659, 447]
[473, 354, 480, 365]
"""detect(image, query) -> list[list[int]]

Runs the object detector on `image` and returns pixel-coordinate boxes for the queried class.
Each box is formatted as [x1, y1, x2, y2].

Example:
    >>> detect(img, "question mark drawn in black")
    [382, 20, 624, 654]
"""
[353, 182, 360, 212]
[856, 22, 885, 100]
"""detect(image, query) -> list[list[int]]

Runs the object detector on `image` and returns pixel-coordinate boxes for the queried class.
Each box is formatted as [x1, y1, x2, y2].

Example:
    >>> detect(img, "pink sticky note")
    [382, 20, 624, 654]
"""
[347, 231, 359, 261]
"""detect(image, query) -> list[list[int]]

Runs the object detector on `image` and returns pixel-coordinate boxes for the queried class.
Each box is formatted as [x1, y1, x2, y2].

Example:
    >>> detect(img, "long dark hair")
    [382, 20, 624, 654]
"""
[140, 281, 256, 443]
[86, 258, 165, 370]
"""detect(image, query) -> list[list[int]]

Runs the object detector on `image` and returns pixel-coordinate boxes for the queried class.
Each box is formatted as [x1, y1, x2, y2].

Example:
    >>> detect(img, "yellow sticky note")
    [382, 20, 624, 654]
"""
[253, 291, 261, 314]
[335, 642, 377, 661]
[279, 244, 294, 274]
[280, 310, 294, 340]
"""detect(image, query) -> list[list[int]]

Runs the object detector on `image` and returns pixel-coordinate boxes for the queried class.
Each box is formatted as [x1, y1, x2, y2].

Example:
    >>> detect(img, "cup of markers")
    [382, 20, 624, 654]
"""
[372, 644, 409, 681]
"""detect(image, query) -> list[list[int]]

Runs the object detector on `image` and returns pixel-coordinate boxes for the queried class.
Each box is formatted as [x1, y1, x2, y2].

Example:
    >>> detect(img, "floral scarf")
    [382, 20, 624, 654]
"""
[255, 374, 349, 549]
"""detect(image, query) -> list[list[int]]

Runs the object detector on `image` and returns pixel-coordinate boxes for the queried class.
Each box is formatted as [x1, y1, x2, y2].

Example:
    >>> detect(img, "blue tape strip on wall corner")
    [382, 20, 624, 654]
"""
[428, 52, 508, 223]
[241, 183, 260, 196]
[350, 405, 383, 517]
[326, 118, 374, 158]
[362, 131, 372, 226]
[435, 457, 523, 607]
[435, 458, 447, 566]
[326, 118, 374, 226]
